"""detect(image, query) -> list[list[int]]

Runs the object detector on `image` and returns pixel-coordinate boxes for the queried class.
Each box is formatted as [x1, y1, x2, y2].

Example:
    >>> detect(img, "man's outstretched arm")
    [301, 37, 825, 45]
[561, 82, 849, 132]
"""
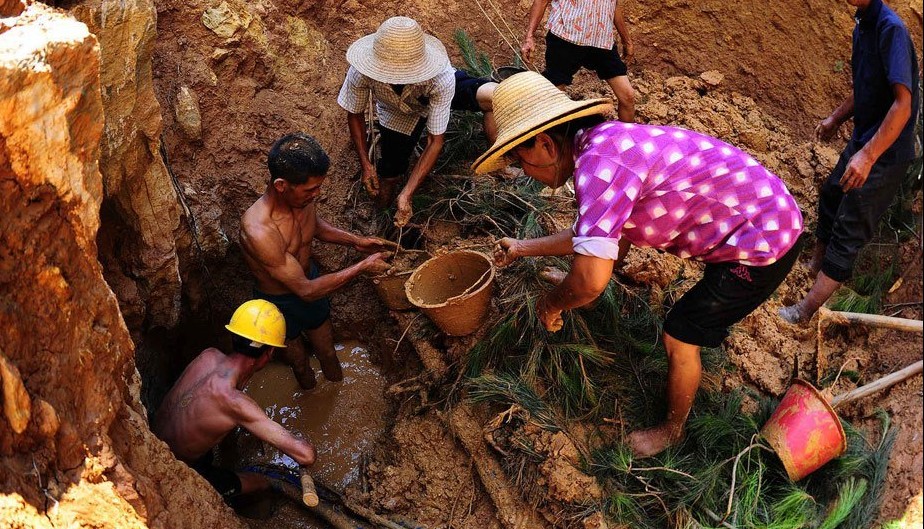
[395, 132, 445, 227]
[241, 221, 386, 301]
[228, 391, 316, 466]
[347, 111, 379, 196]
[521, 0, 552, 64]
[315, 215, 398, 253]
[816, 93, 855, 141]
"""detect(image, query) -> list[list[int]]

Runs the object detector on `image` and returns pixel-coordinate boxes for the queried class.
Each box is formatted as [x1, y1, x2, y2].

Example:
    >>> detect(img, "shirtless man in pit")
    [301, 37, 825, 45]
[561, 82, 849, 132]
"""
[240, 132, 392, 389]
[154, 300, 315, 499]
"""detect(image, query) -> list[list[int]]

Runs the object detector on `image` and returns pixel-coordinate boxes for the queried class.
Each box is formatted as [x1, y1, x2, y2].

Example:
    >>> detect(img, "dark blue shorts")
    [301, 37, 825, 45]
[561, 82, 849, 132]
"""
[254, 262, 331, 340]
[451, 69, 491, 112]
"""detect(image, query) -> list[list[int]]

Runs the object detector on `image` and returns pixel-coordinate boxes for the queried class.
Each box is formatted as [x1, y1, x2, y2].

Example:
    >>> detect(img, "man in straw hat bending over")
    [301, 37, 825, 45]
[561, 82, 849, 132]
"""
[338, 16, 499, 227]
[474, 72, 804, 457]
[154, 300, 316, 501]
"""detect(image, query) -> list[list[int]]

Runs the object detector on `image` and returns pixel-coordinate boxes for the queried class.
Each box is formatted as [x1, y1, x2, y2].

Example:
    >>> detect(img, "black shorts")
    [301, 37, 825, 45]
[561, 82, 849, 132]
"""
[377, 70, 492, 178]
[543, 31, 627, 86]
[192, 452, 242, 500]
[815, 144, 909, 282]
[377, 120, 428, 178]
[254, 263, 331, 340]
[663, 241, 801, 348]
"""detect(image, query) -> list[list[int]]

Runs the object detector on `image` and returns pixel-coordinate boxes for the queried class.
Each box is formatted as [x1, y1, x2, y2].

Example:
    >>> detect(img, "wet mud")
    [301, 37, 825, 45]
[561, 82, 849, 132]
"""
[225, 341, 387, 528]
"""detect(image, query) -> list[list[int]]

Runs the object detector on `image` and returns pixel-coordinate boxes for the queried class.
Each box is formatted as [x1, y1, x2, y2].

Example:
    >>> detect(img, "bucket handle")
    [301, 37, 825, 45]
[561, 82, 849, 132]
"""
[453, 265, 493, 300]
[830, 359, 923, 408]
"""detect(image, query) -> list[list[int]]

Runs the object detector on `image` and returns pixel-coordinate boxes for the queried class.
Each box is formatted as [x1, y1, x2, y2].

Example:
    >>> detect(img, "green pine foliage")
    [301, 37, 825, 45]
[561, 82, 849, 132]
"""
[410, 35, 906, 528]
[453, 28, 494, 78]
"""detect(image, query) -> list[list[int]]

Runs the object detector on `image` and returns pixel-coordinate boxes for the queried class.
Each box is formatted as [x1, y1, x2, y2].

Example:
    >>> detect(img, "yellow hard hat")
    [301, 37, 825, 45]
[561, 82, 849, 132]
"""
[225, 299, 287, 348]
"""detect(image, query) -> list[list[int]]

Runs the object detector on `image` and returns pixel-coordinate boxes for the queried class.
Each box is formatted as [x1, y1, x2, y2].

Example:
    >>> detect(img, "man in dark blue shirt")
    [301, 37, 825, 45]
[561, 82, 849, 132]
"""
[781, 0, 919, 324]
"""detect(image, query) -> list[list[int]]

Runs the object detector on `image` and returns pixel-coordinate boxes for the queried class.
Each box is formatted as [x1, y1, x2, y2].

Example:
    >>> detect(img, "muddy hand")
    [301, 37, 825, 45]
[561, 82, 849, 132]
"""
[362, 252, 391, 275]
[493, 237, 521, 268]
[840, 149, 873, 192]
[622, 39, 635, 63]
[362, 165, 379, 197]
[394, 195, 412, 228]
[537, 296, 563, 332]
[520, 35, 535, 64]
[355, 236, 399, 254]
[815, 116, 838, 142]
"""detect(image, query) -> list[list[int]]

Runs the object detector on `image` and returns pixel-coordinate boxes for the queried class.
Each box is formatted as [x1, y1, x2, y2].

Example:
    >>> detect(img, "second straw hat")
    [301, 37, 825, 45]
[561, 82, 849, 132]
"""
[346, 16, 451, 85]
[472, 71, 613, 174]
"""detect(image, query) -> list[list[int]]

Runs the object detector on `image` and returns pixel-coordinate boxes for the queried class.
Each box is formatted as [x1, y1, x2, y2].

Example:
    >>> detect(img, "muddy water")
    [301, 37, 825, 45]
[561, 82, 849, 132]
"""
[232, 341, 387, 527]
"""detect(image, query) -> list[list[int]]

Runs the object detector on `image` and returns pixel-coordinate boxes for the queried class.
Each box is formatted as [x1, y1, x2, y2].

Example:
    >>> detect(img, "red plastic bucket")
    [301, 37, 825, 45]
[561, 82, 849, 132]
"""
[761, 379, 847, 481]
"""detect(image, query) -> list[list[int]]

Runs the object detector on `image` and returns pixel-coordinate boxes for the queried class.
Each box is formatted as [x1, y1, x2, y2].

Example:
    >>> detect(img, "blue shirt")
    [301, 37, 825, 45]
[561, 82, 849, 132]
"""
[851, 0, 919, 163]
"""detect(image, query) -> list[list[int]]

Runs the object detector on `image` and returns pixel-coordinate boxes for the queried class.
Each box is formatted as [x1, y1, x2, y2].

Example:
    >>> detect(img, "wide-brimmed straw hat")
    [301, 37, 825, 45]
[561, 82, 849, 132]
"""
[472, 72, 614, 174]
[346, 16, 450, 85]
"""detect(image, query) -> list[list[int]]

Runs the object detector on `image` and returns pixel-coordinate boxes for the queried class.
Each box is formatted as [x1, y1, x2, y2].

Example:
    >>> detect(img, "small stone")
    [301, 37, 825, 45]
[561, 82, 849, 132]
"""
[201, 2, 251, 39]
[175, 86, 202, 140]
[0, 351, 31, 434]
[0, 0, 25, 17]
[738, 129, 769, 153]
[32, 398, 60, 439]
[700, 70, 725, 86]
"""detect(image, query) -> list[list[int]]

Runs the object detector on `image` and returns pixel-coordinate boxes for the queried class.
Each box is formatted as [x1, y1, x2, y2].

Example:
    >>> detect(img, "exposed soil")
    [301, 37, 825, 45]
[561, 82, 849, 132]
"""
[4, 0, 922, 528]
[146, 0, 922, 528]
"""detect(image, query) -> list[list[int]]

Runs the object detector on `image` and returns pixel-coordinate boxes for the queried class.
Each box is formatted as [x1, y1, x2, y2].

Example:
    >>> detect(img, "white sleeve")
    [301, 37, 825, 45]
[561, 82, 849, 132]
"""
[573, 236, 622, 259]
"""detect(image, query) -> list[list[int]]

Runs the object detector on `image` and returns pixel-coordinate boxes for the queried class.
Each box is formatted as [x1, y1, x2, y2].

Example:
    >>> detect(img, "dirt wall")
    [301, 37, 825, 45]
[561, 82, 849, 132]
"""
[69, 0, 187, 337]
[0, 4, 245, 528]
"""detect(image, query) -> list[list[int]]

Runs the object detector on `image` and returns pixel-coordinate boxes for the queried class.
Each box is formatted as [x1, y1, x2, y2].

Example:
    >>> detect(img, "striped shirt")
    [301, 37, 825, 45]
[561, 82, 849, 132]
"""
[572, 122, 803, 266]
[337, 65, 456, 136]
[547, 0, 619, 50]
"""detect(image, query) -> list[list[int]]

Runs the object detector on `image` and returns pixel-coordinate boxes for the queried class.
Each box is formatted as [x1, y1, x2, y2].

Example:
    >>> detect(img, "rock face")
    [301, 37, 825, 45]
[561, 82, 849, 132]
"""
[69, 0, 185, 335]
[0, 4, 245, 528]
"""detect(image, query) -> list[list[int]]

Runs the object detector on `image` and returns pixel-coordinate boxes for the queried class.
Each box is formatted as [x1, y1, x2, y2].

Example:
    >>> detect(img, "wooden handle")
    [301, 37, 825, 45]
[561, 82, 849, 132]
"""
[823, 310, 923, 334]
[832, 360, 923, 408]
[299, 468, 319, 507]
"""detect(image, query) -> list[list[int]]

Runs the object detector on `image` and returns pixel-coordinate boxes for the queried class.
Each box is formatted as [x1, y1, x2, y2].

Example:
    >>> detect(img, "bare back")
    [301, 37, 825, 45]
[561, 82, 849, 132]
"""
[241, 193, 318, 295]
[153, 348, 246, 462]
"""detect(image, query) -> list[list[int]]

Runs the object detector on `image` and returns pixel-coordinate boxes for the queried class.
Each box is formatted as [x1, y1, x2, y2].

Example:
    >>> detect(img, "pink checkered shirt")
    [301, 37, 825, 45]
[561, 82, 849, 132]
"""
[547, 0, 619, 50]
[571, 122, 803, 266]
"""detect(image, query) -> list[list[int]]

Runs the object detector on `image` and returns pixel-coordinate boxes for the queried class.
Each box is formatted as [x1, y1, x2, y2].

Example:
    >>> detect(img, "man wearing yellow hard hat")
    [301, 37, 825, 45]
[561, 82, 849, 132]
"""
[154, 300, 316, 501]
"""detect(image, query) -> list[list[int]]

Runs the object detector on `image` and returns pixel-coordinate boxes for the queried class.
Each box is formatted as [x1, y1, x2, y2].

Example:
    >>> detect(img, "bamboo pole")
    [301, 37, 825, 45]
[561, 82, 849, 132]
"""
[831, 360, 924, 408]
[822, 309, 923, 333]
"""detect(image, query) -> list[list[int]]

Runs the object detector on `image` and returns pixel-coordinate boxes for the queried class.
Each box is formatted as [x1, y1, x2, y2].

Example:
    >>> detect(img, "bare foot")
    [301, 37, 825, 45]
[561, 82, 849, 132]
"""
[778, 303, 811, 324]
[293, 367, 318, 390]
[317, 356, 344, 382]
[628, 424, 683, 458]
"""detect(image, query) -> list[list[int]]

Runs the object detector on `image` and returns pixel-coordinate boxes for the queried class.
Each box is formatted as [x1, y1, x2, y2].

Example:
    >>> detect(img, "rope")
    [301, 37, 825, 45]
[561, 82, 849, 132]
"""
[471, 0, 537, 72]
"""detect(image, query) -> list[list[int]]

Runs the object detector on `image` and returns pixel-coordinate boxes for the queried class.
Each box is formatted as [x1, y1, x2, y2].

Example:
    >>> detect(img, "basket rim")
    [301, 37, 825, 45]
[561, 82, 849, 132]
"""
[405, 250, 495, 309]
